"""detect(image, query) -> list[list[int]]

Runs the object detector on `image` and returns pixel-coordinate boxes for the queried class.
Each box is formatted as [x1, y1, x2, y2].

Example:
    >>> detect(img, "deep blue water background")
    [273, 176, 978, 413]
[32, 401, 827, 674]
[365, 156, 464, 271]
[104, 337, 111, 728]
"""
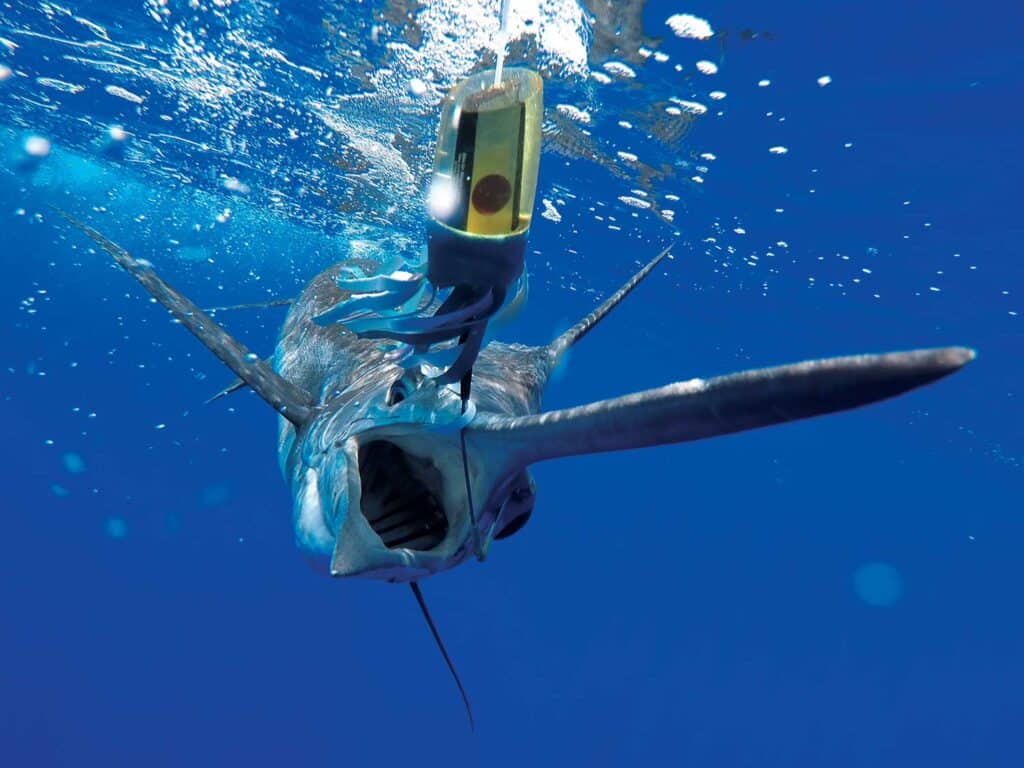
[2, 0, 1022, 765]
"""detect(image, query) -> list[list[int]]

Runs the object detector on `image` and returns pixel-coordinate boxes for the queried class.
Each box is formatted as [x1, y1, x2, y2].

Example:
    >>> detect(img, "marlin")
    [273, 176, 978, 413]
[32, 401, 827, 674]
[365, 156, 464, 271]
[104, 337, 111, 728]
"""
[59, 212, 973, 725]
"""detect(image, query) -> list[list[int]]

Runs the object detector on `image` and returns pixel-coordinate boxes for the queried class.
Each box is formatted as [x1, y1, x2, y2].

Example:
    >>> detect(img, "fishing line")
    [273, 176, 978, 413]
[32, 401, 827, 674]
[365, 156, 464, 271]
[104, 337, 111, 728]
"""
[459, 368, 484, 561]
[459, 426, 484, 561]
[493, 0, 513, 85]
[410, 581, 475, 730]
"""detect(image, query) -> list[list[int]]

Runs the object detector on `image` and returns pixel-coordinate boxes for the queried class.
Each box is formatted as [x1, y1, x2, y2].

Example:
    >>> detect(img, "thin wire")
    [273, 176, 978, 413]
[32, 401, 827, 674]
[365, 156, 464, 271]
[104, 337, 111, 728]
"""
[493, 0, 512, 85]
[410, 582, 475, 730]
[459, 427, 484, 560]
[459, 371, 484, 560]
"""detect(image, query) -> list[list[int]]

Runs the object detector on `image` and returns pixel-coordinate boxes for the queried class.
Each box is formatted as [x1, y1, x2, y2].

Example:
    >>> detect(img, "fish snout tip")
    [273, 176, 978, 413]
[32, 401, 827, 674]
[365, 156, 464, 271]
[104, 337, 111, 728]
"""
[899, 346, 975, 380]
[900, 345, 975, 385]
[938, 345, 977, 370]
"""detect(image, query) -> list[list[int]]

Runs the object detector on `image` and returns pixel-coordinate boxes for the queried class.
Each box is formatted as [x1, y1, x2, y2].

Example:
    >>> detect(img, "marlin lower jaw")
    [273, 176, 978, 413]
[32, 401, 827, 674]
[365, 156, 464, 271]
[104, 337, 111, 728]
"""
[328, 426, 479, 582]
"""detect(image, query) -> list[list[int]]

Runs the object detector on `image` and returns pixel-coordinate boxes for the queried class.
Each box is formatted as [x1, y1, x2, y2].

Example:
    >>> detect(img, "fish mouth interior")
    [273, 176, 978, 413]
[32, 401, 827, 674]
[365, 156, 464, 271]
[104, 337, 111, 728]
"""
[357, 439, 449, 552]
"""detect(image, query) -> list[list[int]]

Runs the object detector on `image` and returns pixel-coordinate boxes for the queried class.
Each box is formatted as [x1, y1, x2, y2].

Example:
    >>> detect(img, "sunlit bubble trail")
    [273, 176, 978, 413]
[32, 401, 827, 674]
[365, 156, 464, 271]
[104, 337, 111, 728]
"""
[104, 84, 145, 104]
[222, 177, 250, 195]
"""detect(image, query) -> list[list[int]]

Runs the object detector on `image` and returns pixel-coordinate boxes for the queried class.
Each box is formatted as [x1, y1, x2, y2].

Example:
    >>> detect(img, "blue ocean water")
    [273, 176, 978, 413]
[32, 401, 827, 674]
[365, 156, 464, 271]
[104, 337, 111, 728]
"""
[1, 1, 1021, 765]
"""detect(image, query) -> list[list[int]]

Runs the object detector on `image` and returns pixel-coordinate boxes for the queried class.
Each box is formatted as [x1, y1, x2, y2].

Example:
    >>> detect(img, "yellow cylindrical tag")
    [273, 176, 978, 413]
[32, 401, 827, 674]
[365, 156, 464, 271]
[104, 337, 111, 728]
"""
[429, 68, 543, 238]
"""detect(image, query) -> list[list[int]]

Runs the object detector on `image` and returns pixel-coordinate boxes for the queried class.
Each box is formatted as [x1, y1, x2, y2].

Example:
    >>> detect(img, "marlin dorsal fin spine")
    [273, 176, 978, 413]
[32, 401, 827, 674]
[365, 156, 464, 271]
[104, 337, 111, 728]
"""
[546, 243, 673, 365]
[57, 210, 315, 426]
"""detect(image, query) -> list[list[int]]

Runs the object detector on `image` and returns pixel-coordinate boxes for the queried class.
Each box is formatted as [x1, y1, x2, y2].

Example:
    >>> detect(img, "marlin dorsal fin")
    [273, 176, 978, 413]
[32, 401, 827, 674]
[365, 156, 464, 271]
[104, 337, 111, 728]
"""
[546, 244, 673, 364]
[57, 210, 315, 426]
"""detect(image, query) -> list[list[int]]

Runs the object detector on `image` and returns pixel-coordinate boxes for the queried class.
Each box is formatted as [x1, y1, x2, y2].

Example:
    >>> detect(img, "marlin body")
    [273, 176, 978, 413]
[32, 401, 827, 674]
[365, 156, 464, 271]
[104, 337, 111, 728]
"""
[273, 259, 553, 580]
[62, 213, 974, 586]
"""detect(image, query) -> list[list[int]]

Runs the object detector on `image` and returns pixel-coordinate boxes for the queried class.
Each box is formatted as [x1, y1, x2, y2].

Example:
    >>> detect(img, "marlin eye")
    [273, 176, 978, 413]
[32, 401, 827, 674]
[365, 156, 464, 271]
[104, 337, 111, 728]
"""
[510, 486, 531, 502]
[493, 484, 535, 541]
[386, 379, 406, 406]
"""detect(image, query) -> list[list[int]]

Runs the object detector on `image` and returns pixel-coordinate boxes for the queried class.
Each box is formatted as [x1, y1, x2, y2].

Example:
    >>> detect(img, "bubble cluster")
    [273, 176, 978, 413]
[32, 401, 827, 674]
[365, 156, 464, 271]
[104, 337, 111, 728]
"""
[665, 14, 715, 40]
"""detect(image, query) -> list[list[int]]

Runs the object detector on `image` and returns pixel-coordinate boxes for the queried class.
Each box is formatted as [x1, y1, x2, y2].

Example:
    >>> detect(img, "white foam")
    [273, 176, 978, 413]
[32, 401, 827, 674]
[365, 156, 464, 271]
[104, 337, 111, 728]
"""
[105, 84, 145, 103]
[385, 0, 589, 100]
[37, 77, 85, 94]
[603, 61, 637, 79]
[618, 195, 651, 210]
[556, 104, 591, 124]
[670, 98, 708, 115]
[223, 177, 251, 194]
[695, 60, 718, 75]
[666, 13, 714, 40]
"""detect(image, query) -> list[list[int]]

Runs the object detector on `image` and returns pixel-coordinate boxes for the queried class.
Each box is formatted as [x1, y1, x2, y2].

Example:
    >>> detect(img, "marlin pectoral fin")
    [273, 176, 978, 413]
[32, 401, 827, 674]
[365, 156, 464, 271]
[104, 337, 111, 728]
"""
[469, 347, 975, 465]
[57, 209, 314, 426]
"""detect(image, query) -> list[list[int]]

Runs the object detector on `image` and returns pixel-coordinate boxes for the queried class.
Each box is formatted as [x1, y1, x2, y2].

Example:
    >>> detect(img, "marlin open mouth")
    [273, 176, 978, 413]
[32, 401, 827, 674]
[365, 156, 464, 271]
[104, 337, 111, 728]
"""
[357, 440, 450, 552]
